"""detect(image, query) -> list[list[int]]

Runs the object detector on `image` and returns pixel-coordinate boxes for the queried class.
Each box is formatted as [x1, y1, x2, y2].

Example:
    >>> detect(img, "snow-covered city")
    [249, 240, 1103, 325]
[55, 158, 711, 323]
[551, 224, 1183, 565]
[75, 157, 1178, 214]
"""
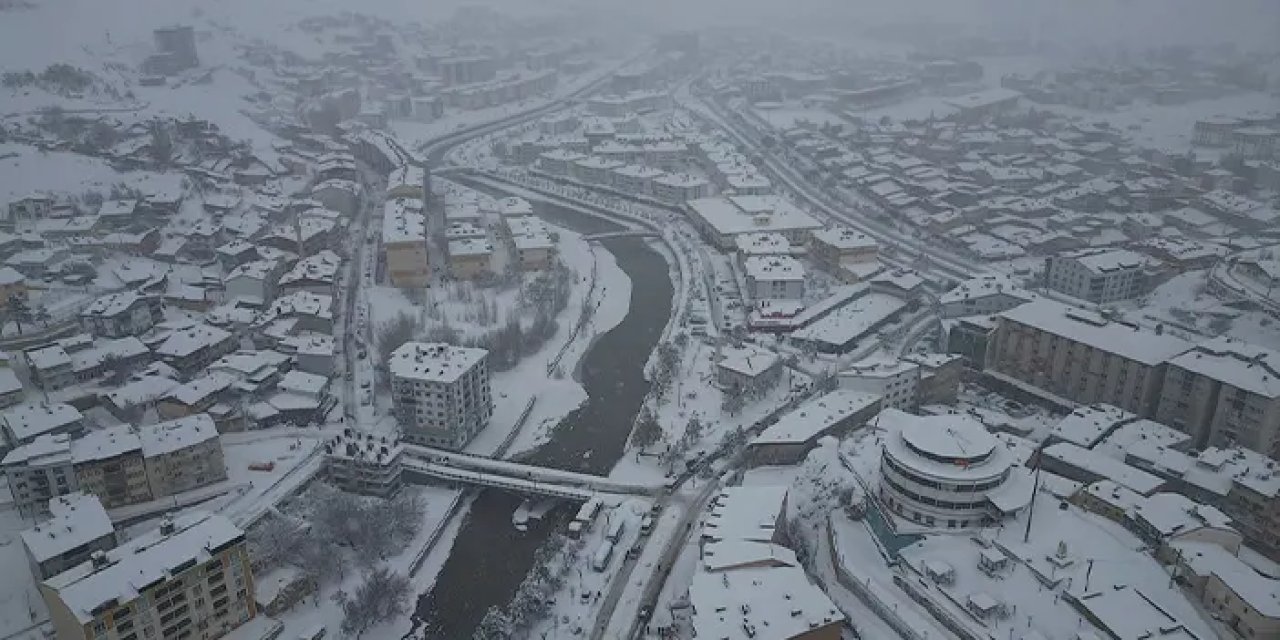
[0, 1, 1278, 639]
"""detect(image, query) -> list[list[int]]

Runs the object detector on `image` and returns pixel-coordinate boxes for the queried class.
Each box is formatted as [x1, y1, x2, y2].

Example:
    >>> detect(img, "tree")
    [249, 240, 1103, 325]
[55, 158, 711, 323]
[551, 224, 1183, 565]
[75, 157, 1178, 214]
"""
[6, 294, 32, 335]
[680, 416, 703, 448]
[246, 513, 305, 571]
[376, 313, 419, 365]
[340, 566, 411, 638]
[149, 120, 173, 166]
[630, 408, 662, 450]
[722, 391, 746, 416]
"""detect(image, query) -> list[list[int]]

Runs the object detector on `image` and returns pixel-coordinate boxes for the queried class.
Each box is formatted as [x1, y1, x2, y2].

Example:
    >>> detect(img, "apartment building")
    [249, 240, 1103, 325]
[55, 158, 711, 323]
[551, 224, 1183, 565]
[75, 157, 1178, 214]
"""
[389, 342, 492, 449]
[41, 512, 256, 640]
[324, 429, 404, 498]
[21, 492, 117, 580]
[2, 434, 78, 518]
[809, 225, 878, 269]
[1044, 248, 1149, 304]
[139, 415, 226, 497]
[153, 324, 238, 378]
[742, 255, 806, 300]
[1, 401, 85, 447]
[989, 299, 1191, 416]
[838, 358, 920, 410]
[72, 425, 153, 510]
[1156, 337, 1280, 458]
[383, 198, 430, 288]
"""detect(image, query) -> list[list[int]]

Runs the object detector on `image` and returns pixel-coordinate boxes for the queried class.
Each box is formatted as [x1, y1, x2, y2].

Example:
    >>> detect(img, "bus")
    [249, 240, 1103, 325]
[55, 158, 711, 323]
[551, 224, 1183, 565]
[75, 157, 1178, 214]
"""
[605, 518, 625, 544]
[569, 497, 603, 538]
[591, 541, 614, 572]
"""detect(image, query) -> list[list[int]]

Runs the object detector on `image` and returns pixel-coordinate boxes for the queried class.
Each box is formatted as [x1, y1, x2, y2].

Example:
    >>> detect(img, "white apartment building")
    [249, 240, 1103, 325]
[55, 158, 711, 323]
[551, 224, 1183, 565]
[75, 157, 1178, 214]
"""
[138, 415, 226, 497]
[809, 225, 878, 268]
[1156, 337, 1280, 458]
[742, 255, 806, 300]
[838, 358, 921, 410]
[1045, 248, 1149, 304]
[2, 433, 78, 518]
[41, 512, 256, 640]
[389, 342, 493, 449]
[651, 173, 709, 204]
[939, 273, 1036, 318]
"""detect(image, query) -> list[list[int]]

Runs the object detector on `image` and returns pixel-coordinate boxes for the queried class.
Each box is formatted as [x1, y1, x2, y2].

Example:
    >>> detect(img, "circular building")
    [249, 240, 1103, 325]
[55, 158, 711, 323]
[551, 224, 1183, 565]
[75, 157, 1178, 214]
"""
[879, 412, 1026, 529]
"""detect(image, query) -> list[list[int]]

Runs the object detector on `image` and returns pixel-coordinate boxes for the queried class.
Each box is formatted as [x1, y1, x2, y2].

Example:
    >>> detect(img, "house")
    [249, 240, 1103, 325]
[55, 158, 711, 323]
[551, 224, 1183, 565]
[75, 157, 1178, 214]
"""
[79, 291, 162, 338]
[278, 250, 342, 296]
[0, 368, 24, 407]
[838, 357, 920, 410]
[0, 266, 28, 306]
[447, 238, 494, 280]
[715, 344, 783, 395]
[157, 373, 236, 422]
[809, 226, 878, 269]
[21, 492, 116, 580]
[153, 323, 238, 376]
[23, 344, 75, 390]
[1167, 540, 1280, 639]
[225, 259, 285, 306]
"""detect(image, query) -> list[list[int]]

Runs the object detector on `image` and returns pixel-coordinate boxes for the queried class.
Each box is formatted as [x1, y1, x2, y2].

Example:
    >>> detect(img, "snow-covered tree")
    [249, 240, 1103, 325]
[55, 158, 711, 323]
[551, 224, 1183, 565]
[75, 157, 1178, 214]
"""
[339, 566, 411, 638]
[630, 408, 662, 450]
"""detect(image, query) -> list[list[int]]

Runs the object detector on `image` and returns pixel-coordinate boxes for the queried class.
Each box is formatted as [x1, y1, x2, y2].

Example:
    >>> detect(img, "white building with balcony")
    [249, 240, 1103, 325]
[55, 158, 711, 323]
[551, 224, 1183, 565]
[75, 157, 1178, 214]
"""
[389, 342, 492, 449]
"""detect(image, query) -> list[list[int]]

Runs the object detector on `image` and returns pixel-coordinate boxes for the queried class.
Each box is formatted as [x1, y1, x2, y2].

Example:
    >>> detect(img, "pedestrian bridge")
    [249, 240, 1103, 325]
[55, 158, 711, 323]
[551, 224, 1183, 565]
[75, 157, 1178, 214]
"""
[581, 230, 661, 241]
[402, 444, 662, 497]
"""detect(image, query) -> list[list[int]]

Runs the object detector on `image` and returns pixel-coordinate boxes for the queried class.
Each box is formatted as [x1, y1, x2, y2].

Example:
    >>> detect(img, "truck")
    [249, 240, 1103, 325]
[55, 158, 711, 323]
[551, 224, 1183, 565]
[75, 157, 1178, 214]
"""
[639, 514, 654, 535]
[591, 541, 614, 572]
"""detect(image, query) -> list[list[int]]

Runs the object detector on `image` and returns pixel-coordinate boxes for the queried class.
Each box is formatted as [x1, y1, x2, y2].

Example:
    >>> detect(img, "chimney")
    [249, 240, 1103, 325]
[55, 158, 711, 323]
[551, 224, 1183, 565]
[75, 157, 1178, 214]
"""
[91, 550, 109, 569]
[159, 518, 175, 536]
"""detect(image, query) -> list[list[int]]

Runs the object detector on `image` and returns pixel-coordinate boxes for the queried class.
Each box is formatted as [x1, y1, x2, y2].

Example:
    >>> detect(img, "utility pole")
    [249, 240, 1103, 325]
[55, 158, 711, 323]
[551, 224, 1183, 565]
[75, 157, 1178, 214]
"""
[1023, 444, 1043, 544]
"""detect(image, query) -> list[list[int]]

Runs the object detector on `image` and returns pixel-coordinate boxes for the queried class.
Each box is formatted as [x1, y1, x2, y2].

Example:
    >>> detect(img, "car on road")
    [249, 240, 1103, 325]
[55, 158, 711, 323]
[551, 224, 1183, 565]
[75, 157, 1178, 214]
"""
[638, 604, 653, 621]
[358, 350, 367, 359]
[360, 380, 371, 389]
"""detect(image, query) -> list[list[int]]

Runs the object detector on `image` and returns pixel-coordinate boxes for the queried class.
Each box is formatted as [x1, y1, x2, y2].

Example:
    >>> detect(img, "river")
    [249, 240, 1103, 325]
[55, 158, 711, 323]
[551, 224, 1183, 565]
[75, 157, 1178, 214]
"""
[413, 199, 675, 638]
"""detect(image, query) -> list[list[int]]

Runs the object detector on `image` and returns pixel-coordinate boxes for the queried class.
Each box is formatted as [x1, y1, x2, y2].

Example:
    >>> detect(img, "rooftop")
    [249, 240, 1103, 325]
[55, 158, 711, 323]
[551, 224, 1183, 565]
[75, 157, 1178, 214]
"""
[716, 344, 781, 378]
[1167, 336, 1280, 399]
[811, 226, 877, 251]
[998, 299, 1192, 366]
[752, 390, 880, 446]
[21, 492, 114, 563]
[743, 255, 805, 282]
[43, 512, 244, 624]
[389, 342, 487, 383]
[689, 565, 843, 640]
[138, 414, 218, 458]
[702, 485, 788, 544]
[1, 402, 82, 443]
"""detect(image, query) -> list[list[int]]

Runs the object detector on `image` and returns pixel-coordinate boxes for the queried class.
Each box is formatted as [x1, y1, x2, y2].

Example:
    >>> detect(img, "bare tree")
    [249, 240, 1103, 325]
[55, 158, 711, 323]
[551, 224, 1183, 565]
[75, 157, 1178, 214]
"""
[375, 313, 419, 365]
[630, 407, 662, 451]
[339, 566, 411, 638]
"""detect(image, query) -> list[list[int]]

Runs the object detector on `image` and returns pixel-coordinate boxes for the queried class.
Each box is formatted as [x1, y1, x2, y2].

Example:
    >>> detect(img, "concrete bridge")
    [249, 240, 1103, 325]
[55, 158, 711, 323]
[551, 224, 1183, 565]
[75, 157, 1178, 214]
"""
[581, 230, 661, 242]
[402, 444, 663, 498]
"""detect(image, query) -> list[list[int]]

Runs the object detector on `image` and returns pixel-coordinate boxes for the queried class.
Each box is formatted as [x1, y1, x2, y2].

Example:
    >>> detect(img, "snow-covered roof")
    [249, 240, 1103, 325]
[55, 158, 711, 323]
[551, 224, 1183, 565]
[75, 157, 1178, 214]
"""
[138, 414, 218, 458]
[752, 390, 880, 446]
[0, 432, 73, 467]
[0, 266, 26, 286]
[1169, 540, 1280, 618]
[687, 195, 823, 237]
[733, 232, 790, 256]
[700, 539, 798, 572]
[81, 291, 148, 319]
[71, 337, 149, 375]
[24, 344, 71, 372]
[104, 374, 179, 409]
[1126, 443, 1280, 499]
[998, 299, 1192, 366]
[1043, 442, 1164, 495]
[0, 368, 22, 396]
[71, 425, 141, 463]
[1048, 404, 1138, 449]
[702, 485, 788, 544]
[382, 198, 426, 245]
[279, 250, 341, 286]
[208, 350, 290, 378]
[1, 402, 82, 443]
[789, 292, 905, 348]
[689, 565, 843, 640]
[43, 512, 244, 624]
[744, 255, 805, 282]
[277, 370, 328, 397]
[1134, 492, 1234, 538]
[21, 492, 113, 563]
[811, 225, 877, 251]
[716, 344, 780, 378]
[155, 324, 233, 359]
[1167, 336, 1280, 399]
[389, 342, 487, 384]
[166, 372, 235, 406]
[937, 273, 1034, 306]
[840, 356, 919, 380]
[496, 196, 534, 217]
[1058, 247, 1149, 274]
[448, 238, 493, 257]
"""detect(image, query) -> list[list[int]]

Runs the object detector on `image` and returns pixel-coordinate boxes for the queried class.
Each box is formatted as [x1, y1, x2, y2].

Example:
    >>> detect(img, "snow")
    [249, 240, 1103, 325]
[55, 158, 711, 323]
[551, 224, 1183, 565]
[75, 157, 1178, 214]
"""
[751, 389, 880, 446]
[1000, 298, 1193, 366]
[19, 492, 112, 564]
[0, 145, 184, 204]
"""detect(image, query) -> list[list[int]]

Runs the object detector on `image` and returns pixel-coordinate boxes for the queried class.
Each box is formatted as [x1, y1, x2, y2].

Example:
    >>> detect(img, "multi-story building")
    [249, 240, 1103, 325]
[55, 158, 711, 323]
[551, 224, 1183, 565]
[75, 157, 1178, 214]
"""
[1156, 337, 1280, 458]
[383, 198, 430, 288]
[686, 195, 822, 250]
[838, 358, 920, 410]
[989, 299, 1191, 416]
[71, 425, 153, 510]
[877, 409, 1033, 529]
[323, 429, 404, 497]
[41, 512, 256, 640]
[80, 292, 163, 338]
[1, 434, 78, 518]
[742, 256, 805, 300]
[1045, 248, 1149, 304]
[21, 492, 117, 580]
[447, 238, 494, 280]
[386, 164, 427, 201]
[809, 226, 878, 269]
[389, 342, 492, 449]
[139, 415, 226, 497]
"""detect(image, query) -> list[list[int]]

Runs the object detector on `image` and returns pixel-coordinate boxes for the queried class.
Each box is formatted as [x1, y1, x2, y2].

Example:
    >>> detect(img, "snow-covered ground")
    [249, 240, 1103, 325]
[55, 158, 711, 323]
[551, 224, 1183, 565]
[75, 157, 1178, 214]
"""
[750, 102, 847, 129]
[0, 497, 50, 640]
[1122, 268, 1280, 351]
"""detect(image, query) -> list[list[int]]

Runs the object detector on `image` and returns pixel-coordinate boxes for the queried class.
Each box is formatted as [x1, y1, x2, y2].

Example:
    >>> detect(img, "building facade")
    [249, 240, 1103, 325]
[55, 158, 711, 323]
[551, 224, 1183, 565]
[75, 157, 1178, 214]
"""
[1155, 337, 1280, 458]
[389, 342, 492, 449]
[1045, 248, 1148, 304]
[41, 513, 256, 640]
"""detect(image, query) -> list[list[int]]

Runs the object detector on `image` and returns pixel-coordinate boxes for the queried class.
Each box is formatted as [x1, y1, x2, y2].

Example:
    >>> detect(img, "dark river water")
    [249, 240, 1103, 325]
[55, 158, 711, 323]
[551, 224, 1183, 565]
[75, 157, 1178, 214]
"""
[413, 196, 675, 638]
